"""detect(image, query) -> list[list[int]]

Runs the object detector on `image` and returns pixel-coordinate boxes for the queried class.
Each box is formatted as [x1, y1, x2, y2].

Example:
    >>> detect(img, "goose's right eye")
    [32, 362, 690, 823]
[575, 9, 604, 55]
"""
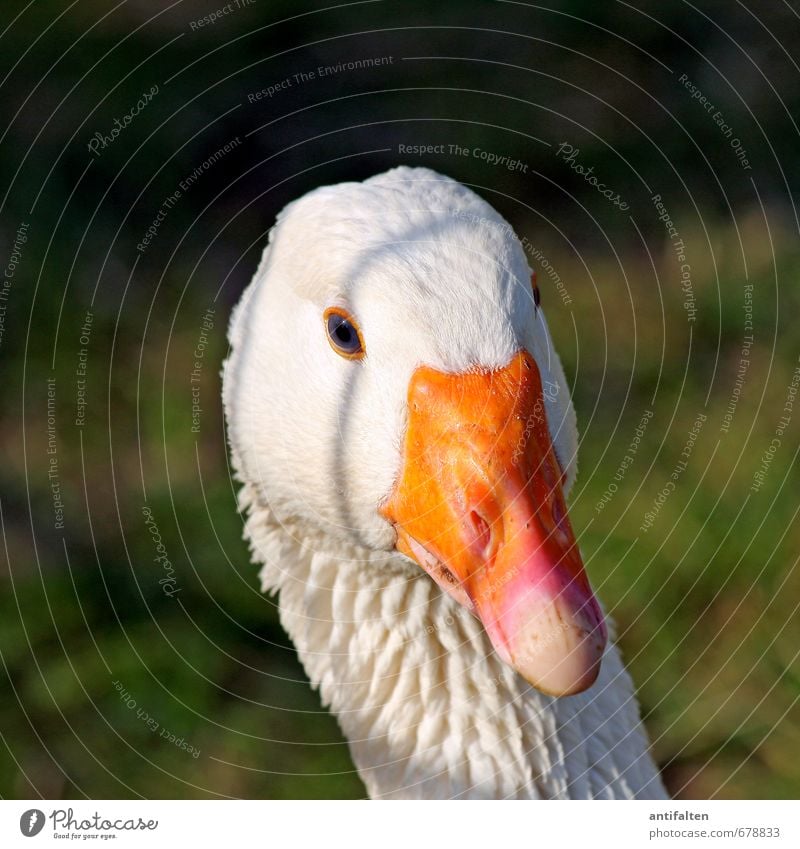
[324, 307, 365, 360]
[531, 271, 541, 308]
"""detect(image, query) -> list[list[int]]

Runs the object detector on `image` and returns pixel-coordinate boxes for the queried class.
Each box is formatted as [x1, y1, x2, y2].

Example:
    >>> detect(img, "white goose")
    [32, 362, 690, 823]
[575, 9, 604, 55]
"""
[222, 166, 667, 799]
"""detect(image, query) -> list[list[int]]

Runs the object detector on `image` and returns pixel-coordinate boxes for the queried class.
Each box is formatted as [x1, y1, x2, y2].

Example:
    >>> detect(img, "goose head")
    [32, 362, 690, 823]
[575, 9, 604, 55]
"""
[223, 166, 607, 697]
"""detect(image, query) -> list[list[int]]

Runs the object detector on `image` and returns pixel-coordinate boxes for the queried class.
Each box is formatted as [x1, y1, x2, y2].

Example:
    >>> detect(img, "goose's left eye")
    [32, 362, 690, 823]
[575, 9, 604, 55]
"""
[324, 307, 365, 359]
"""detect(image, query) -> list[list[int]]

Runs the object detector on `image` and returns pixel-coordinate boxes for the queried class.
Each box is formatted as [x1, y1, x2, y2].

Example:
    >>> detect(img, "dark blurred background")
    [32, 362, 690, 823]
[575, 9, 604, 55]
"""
[1, 0, 799, 799]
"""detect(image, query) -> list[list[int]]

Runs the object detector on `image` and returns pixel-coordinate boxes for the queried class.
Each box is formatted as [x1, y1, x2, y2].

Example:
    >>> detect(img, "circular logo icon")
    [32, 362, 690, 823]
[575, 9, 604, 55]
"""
[19, 809, 45, 837]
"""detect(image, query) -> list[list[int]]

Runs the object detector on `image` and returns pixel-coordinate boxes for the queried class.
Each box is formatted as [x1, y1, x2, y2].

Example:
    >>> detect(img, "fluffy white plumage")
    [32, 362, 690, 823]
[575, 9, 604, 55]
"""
[223, 166, 667, 799]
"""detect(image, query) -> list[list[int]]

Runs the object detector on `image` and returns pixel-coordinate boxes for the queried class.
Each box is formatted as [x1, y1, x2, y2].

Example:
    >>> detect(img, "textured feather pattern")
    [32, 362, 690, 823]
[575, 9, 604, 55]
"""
[237, 479, 667, 800]
[222, 166, 667, 799]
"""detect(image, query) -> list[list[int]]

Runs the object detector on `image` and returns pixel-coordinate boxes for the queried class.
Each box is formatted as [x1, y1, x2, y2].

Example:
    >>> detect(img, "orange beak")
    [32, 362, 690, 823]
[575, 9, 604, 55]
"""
[380, 350, 606, 696]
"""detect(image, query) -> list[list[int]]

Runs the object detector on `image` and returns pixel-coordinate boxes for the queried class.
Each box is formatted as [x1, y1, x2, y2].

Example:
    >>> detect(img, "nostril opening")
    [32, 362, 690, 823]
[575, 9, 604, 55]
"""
[469, 510, 492, 558]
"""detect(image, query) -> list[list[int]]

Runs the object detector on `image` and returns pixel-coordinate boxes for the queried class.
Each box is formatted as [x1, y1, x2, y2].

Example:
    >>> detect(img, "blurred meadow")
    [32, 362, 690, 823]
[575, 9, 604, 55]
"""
[1, 1, 799, 799]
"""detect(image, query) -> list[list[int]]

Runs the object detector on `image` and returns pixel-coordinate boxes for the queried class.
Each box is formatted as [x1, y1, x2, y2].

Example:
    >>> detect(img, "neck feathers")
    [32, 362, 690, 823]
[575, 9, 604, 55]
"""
[239, 481, 666, 799]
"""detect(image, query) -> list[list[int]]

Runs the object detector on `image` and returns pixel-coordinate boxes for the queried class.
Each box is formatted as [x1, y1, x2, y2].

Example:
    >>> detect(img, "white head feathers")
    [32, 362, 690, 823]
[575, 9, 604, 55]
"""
[224, 166, 577, 551]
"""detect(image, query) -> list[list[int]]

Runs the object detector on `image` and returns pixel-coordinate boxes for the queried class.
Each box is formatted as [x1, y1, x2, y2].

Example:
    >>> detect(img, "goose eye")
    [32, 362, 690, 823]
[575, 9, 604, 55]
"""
[324, 307, 365, 359]
[531, 271, 541, 308]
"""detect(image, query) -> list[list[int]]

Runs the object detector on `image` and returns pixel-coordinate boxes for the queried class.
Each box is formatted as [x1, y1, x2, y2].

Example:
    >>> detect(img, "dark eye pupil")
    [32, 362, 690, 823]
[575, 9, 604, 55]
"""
[327, 313, 362, 354]
[335, 323, 353, 344]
